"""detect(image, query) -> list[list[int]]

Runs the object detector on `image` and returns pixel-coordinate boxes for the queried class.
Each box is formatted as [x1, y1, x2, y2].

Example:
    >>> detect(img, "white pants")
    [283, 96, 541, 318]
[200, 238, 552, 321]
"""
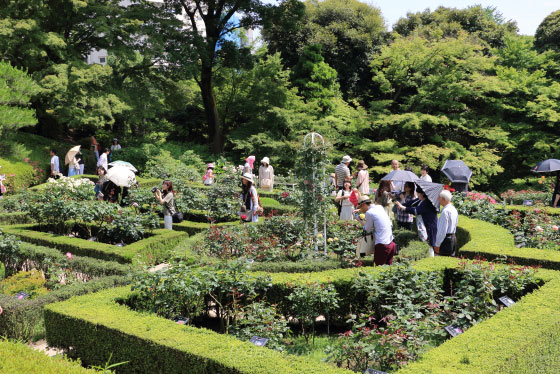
[164, 215, 173, 230]
[79, 164, 84, 175]
[429, 247, 435, 257]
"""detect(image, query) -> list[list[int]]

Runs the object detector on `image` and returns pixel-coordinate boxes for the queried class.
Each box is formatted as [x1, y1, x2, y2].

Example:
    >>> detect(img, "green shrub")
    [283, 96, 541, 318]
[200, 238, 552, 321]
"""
[3, 224, 187, 265]
[43, 260, 560, 374]
[0, 275, 128, 341]
[0, 269, 49, 298]
[0, 339, 97, 374]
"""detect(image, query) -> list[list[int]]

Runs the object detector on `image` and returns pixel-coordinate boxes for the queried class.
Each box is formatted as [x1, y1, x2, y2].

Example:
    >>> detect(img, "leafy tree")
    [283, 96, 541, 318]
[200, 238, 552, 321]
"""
[291, 44, 339, 114]
[157, 0, 269, 154]
[362, 34, 507, 186]
[0, 0, 156, 136]
[0, 62, 40, 136]
[262, 0, 386, 101]
[392, 5, 518, 49]
[535, 10, 560, 52]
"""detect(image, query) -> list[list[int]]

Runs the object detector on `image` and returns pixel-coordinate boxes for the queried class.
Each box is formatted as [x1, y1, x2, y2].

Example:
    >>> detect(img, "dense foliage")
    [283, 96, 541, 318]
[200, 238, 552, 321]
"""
[1, 3, 559, 189]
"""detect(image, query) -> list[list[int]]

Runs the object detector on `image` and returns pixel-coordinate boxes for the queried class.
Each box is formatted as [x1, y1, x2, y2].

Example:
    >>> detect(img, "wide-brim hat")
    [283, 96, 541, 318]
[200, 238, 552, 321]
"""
[342, 155, 352, 164]
[357, 195, 371, 207]
[261, 157, 270, 164]
[241, 172, 254, 183]
[207, 163, 215, 169]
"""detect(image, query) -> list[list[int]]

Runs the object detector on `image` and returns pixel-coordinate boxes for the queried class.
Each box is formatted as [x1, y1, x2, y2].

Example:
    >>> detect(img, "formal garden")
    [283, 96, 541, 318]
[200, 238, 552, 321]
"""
[2, 0, 560, 373]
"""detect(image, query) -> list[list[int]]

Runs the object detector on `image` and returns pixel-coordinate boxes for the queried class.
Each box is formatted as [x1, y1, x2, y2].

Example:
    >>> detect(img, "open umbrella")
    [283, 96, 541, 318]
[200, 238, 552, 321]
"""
[415, 180, 443, 212]
[108, 160, 138, 173]
[532, 159, 560, 173]
[65, 146, 81, 165]
[381, 170, 419, 183]
[106, 165, 137, 187]
[442, 160, 472, 183]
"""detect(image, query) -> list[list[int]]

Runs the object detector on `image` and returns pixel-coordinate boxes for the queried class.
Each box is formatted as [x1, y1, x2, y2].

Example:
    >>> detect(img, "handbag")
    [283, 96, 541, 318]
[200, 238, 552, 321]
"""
[166, 198, 183, 223]
[261, 178, 272, 189]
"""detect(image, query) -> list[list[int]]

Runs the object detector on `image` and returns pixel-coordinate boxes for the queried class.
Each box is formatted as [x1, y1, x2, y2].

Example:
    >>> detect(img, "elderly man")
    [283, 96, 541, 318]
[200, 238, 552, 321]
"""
[335, 155, 353, 191]
[357, 195, 397, 266]
[434, 190, 459, 256]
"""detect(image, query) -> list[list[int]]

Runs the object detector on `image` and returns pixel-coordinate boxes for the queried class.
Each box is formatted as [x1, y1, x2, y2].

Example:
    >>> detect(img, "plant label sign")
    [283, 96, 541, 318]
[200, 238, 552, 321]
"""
[445, 325, 463, 337]
[499, 296, 515, 307]
[522, 200, 534, 206]
[175, 317, 190, 325]
[364, 369, 389, 374]
[249, 336, 269, 347]
[14, 291, 29, 300]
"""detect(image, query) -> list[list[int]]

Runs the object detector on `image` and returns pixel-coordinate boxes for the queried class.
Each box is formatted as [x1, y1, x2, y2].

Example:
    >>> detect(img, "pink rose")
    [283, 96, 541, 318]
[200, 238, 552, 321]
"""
[552, 225, 558, 232]
[24, 158, 30, 162]
[536, 226, 544, 232]
[9, 174, 15, 177]
[66, 252, 72, 260]
[132, 202, 139, 208]
[0, 305, 3, 315]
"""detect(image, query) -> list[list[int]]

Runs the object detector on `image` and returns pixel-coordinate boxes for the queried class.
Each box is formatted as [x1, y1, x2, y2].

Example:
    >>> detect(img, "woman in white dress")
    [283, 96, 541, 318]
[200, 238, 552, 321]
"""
[258, 157, 274, 191]
[335, 180, 354, 221]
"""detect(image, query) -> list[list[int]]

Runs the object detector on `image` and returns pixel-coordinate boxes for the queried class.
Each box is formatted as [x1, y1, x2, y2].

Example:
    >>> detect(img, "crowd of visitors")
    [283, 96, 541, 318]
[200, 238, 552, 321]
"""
[331, 154, 459, 264]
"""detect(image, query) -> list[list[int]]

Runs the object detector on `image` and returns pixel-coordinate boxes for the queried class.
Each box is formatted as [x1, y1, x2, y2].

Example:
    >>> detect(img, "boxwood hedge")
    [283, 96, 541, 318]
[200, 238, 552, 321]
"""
[0, 275, 129, 341]
[0, 339, 97, 374]
[44, 258, 560, 374]
[2, 224, 186, 265]
[457, 216, 560, 269]
[0, 212, 32, 225]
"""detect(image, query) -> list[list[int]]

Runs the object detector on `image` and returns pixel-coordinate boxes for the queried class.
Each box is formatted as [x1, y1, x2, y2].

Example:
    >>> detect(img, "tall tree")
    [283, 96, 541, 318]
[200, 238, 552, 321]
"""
[535, 10, 560, 52]
[262, 0, 386, 101]
[160, 0, 267, 153]
[362, 34, 508, 186]
[392, 5, 518, 49]
[0, 62, 40, 136]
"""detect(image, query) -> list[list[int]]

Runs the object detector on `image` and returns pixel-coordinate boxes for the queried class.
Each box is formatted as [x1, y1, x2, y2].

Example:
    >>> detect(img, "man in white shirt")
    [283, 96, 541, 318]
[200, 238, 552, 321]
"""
[50, 149, 60, 178]
[357, 196, 397, 265]
[97, 148, 110, 171]
[335, 155, 352, 190]
[434, 190, 459, 256]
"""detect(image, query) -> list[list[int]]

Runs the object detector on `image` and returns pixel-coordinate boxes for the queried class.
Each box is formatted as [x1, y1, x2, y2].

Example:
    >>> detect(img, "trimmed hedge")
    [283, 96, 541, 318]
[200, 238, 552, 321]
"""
[3, 224, 187, 265]
[457, 216, 560, 270]
[0, 275, 129, 341]
[4, 241, 131, 278]
[45, 286, 351, 374]
[44, 258, 560, 374]
[396, 267, 560, 374]
[0, 339, 97, 374]
[0, 212, 31, 225]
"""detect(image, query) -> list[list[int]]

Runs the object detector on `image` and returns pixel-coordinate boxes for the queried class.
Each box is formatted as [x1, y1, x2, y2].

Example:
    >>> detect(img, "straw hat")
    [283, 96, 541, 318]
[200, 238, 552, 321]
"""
[357, 195, 371, 207]
[241, 173, 254, 183]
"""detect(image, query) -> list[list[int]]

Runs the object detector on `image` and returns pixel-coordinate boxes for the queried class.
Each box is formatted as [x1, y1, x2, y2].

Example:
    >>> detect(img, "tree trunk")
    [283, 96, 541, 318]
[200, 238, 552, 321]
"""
[200, 64, 223, 154]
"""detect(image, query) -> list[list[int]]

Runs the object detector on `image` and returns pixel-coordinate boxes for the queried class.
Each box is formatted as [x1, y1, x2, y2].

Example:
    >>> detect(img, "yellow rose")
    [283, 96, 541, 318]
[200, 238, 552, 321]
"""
[541, 176, 546, 179]
[317, 233, 323, 239]
[538, 180, 543, 184]
[334, 237, 339, 241]
[327, 238, 334, 243]
[359, 214, 365, 220]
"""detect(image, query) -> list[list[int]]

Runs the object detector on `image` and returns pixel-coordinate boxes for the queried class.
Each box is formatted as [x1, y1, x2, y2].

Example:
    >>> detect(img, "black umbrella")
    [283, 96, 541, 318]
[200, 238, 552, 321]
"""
[532, 159, 560, 173]
[415, 180, 443, 212]
[441, 160, 472, 183]
[381, 170, 419, 183]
